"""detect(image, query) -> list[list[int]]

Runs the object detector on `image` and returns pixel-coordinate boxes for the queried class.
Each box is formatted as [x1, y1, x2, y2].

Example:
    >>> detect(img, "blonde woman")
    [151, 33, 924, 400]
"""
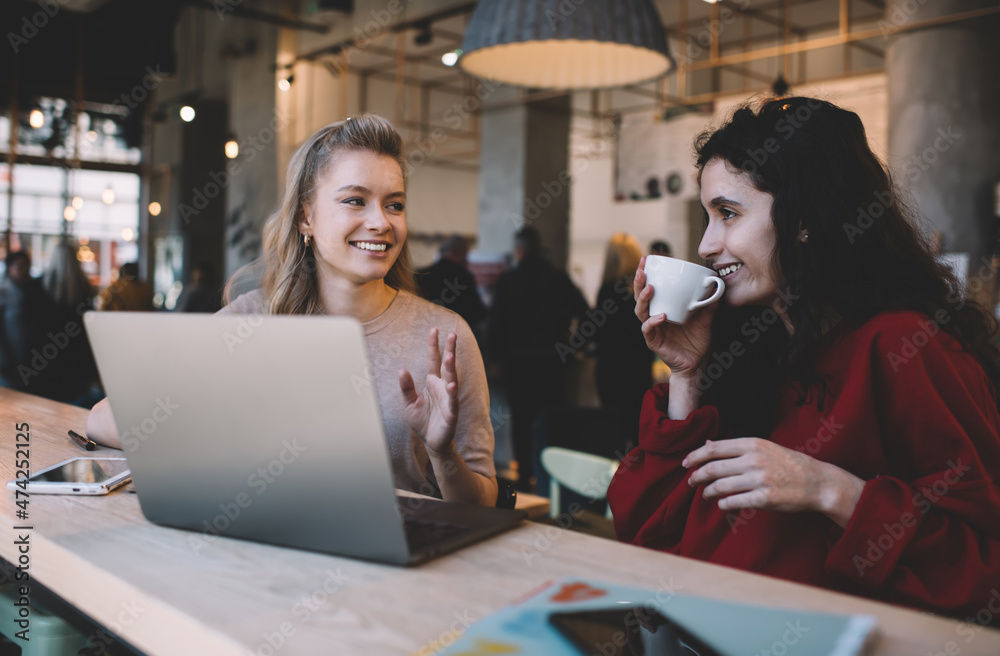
[41, 240, 99, 404]
[594, 232, 654, 443]
[87, 115, 498, 506]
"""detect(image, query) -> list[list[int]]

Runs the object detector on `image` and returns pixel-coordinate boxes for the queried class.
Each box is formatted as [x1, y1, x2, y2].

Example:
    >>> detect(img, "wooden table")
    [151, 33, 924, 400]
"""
[512, 491, 549, 519]
[1, 388, 998, 655]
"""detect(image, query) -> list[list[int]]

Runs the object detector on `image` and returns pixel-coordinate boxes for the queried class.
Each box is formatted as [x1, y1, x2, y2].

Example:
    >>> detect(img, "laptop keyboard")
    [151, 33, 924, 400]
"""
[402, 516, 471, 551]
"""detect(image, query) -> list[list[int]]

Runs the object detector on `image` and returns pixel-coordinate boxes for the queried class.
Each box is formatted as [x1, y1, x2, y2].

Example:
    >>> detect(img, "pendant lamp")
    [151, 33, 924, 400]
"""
[459, 0, 675, 90]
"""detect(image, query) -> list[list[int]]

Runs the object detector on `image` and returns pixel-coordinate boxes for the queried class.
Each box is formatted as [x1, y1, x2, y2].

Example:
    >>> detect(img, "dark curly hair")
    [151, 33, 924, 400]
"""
[693, 96, 1000, 433]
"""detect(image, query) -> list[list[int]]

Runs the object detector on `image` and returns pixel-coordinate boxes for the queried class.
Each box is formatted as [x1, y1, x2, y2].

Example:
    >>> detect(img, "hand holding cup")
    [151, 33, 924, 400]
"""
[634, 255, 725, 378]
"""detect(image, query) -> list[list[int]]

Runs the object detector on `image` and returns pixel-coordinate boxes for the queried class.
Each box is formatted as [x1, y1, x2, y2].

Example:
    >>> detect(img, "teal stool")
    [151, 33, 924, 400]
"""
[0, 584, 91, 656]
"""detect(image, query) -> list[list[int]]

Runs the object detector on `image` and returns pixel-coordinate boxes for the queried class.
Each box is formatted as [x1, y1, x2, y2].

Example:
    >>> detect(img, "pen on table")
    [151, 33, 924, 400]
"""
[68, 429, 97, 451]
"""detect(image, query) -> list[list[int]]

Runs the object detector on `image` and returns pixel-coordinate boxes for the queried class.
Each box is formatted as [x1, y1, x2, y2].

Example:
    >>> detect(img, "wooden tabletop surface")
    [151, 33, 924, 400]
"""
[1, 387, 998, 655]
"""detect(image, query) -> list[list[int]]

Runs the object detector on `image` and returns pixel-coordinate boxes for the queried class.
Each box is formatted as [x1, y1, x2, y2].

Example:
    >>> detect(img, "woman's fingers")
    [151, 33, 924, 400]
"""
[715, 489, 771, 512]
[445, 380, 458, 415]
[640, 312, 667, 339]
[687, 454, 750, 487]
[398, 369, 417, 405]
[634, 279, 654, 323]
[701, 472, 764, 500]
[633, 257, 647, 301]
[442, 331, 458, 387]
[683, 438, 757, 469]
[426, 327, 441, 377]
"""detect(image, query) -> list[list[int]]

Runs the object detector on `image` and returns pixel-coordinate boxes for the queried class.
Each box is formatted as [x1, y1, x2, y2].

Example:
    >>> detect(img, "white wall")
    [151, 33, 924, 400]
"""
[567, 73, 889, 303]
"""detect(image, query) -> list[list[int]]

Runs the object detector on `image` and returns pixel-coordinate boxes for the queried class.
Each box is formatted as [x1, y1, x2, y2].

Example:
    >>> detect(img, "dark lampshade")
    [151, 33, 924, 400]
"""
[459, 0, 675, 90]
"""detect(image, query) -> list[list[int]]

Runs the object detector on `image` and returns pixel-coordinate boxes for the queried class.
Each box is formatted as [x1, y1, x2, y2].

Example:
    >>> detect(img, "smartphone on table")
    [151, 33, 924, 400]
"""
[550, 606, 722, 656]
[7, 457, 132, 495]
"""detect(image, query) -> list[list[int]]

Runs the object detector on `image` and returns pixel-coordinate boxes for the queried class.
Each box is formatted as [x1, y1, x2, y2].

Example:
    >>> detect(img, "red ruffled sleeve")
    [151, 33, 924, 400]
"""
[608, 383, 734, 549]
[823, 313, 1000, 617]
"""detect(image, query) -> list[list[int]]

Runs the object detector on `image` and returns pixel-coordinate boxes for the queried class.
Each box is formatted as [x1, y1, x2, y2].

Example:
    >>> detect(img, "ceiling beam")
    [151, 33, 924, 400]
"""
[188, 0, 329, 33]
[685, 5, 999, 71]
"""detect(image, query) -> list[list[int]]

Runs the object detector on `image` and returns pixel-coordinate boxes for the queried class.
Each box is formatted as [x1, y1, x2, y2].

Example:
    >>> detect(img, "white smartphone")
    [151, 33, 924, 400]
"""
[7, 457, 132, 495]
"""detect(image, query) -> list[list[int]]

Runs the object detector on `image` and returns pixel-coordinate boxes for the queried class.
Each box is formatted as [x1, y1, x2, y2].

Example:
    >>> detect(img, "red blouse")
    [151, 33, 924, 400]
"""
[607, 310, 1000, 618]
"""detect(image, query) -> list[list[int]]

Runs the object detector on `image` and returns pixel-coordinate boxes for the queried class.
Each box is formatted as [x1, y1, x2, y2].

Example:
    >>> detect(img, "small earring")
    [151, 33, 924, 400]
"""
[801, 231, 809, 243]
[303, 234, 312, 247]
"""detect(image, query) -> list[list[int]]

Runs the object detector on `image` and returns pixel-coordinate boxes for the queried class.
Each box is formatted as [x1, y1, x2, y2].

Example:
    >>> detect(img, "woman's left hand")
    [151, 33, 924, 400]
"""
[399, 328, 459, 455]
[683, 438, 865, 527]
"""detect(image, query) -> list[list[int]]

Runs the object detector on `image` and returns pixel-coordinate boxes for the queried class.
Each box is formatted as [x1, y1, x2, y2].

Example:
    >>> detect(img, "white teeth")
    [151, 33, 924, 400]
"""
[353, 242, 388, 252]
[718, 263, 743, 276]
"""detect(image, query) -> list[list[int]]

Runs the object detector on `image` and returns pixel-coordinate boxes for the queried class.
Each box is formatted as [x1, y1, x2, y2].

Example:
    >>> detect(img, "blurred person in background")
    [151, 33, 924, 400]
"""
[594, 233, 654, 448]
[0, 251, 51, 392]
[96, 262, 155, 312]
[176, 261, 222, 313]
[417, 234, 487, 334]
[489, 226, 589, 491]
[39, 240, 100, 405]
[649, 240, 673, 257]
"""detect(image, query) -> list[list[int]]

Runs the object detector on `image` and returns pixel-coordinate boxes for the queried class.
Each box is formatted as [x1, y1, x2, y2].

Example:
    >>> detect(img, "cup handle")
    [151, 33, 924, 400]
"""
[688, 277, 726, 311]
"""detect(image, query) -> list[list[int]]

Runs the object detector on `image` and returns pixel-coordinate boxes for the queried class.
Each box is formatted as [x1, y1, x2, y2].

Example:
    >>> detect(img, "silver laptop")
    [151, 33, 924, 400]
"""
[83, 312, 526, 566]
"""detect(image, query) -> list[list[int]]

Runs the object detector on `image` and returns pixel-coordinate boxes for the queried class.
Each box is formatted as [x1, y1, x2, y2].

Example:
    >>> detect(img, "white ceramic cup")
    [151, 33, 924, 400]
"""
[643, 255, 726, 325]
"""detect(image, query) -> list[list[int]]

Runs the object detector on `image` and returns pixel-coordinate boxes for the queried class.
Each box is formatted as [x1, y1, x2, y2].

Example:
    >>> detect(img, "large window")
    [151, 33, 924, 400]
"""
[0, 99, 142, 287]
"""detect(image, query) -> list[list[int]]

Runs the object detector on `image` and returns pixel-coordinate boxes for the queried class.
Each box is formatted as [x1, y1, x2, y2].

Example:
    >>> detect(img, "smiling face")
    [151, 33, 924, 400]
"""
[698, 157, 784, 308]
[299, 149, 407, 290]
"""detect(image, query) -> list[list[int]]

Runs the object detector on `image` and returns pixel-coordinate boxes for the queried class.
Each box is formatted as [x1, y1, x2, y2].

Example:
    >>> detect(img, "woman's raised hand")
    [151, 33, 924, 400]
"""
[634, 255, 718, 379]
[399, 327, 459, 455]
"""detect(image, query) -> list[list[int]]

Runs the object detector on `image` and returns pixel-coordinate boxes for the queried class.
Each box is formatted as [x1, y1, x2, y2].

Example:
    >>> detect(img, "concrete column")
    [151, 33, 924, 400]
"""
[226, 12, 280, 281]
[180, 100, 227, 284]
[477, 90, 572, 269]
[886, 0, 1000, 276]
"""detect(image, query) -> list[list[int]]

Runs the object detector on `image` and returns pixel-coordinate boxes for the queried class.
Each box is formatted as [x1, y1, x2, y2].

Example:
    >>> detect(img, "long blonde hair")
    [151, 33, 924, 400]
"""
[600, 232, 642, 290]
[227, 114, 415, 315]
[43, 240, 93, 308]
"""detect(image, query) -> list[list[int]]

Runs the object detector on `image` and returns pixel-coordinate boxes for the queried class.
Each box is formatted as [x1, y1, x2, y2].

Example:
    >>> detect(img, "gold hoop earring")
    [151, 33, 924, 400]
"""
[303, 234, 312, 247]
